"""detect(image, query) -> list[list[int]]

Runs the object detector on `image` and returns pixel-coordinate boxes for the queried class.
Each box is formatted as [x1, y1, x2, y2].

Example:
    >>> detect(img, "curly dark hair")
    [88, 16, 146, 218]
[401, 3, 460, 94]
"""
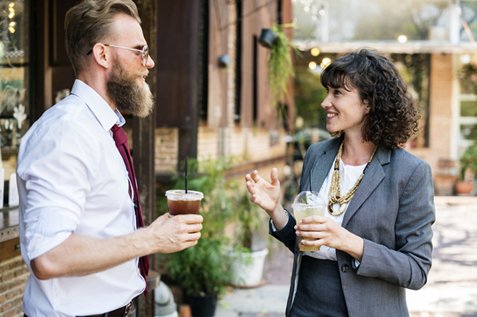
[320, 49, 419, 149]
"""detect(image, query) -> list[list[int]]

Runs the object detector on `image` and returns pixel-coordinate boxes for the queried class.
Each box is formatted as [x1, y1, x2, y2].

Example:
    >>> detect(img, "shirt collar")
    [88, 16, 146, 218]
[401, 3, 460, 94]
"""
[114, 109, 126, 127]
[70, 79, 125, 131]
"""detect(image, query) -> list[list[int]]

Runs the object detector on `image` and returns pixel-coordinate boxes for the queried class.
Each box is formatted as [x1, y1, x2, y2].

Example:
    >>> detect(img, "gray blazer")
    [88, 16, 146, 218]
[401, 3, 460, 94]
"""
[271, 137, 436, 317]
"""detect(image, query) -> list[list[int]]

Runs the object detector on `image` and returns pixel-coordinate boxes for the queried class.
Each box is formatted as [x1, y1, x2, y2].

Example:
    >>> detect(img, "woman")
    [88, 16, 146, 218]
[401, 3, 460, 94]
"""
[245, 49, 435, 317]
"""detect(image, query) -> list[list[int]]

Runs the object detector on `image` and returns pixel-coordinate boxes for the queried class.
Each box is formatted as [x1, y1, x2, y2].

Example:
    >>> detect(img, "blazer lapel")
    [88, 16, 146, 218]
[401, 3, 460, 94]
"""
[342, 147, 391, 227]
[308, 139, 341, 192]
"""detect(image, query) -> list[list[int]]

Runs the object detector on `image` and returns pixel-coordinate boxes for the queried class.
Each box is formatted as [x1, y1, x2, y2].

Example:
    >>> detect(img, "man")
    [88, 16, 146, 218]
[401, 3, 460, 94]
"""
[16, 1, 203, 316]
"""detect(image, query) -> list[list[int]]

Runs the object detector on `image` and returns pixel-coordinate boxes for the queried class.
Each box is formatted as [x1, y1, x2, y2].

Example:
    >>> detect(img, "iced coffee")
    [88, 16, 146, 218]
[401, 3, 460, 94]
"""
[165, 190, 204, 215]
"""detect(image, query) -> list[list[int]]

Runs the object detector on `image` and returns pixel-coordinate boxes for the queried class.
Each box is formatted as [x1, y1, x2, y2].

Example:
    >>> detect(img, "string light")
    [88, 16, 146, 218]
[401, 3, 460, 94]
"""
[318, 5, 326, 16]
[320, 57, 331, 69]
[7, 2, 17, 33]
[397, 34, 408, 43]
[310, 47, 320, 56]
[8, 21, 16, 34]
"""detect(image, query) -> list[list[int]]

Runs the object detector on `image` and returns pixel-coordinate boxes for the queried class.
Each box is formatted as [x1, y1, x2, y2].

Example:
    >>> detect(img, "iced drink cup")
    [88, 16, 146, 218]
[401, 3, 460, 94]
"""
[165, 190, 204, 215]
[293, 204, 325, 251]
[292, 191, 325, 252]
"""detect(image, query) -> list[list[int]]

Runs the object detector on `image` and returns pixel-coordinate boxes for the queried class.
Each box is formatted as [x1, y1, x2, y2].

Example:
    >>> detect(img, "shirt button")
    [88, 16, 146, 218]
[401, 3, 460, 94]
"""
[341, 264, 349, 273]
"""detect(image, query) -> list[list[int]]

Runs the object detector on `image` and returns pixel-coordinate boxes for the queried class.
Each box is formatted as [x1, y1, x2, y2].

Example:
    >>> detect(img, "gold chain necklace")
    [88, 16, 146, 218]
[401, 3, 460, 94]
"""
[327, 142, 376, 216]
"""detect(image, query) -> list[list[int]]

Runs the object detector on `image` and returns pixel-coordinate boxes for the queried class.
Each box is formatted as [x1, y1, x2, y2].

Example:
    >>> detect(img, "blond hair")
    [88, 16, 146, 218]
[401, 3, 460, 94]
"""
[65, 0, 141, 75]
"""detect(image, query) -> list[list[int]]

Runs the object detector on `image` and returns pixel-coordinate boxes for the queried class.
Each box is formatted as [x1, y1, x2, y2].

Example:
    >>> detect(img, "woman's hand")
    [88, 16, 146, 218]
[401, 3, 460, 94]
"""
[295, 215, 364, 261]
[245, 168, 281, 216]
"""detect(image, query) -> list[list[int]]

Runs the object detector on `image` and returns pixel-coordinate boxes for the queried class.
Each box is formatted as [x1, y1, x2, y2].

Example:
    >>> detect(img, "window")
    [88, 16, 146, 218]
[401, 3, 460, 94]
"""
[0, 0, 29, 152]
[458, 55, 477, 151]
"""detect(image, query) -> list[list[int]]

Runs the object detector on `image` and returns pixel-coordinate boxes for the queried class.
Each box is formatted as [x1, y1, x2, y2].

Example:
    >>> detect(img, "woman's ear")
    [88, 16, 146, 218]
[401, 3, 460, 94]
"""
[363, 99, 371, 114]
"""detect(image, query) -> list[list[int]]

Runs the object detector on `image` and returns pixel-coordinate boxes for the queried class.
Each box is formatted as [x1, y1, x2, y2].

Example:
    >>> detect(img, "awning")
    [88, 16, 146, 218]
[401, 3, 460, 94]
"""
[293, 40, 477, 54]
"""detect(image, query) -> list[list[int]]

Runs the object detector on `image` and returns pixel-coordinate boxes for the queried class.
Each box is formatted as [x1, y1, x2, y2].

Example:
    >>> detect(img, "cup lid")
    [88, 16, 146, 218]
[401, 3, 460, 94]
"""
[165, 189, 204, 200]
[292, 191, 322, 206]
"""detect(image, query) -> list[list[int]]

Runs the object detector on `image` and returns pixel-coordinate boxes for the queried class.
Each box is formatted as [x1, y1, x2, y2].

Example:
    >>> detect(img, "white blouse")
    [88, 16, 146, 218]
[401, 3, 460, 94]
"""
[304, 158, 366, 261]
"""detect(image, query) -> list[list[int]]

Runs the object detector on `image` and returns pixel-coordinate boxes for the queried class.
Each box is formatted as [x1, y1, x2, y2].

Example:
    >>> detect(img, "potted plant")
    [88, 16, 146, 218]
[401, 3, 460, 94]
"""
[160, 158, 235, 317]
[456, 142, 477, 195]
[228, 184, 269, 288]
[265, 24, 295, 105]
[166, 236, 232, 317]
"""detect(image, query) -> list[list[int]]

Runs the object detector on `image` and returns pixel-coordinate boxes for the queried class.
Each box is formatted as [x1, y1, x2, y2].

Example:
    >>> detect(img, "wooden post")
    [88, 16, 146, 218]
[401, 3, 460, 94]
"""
[133, 1, 158, 316]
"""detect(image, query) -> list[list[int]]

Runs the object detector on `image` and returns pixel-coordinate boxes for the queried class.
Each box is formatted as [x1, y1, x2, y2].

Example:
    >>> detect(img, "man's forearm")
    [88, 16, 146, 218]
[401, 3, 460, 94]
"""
[31, 229, 150, 280]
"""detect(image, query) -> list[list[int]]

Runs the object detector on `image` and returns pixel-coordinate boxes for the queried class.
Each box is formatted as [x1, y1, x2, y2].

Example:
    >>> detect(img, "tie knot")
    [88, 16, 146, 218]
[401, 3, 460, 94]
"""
[112, 124, 128, 147]
[111, 124, 120, 133]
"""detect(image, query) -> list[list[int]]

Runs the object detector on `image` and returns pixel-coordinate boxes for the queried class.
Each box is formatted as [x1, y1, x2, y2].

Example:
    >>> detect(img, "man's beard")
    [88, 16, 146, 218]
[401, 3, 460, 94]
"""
[106, 62, 154, 118]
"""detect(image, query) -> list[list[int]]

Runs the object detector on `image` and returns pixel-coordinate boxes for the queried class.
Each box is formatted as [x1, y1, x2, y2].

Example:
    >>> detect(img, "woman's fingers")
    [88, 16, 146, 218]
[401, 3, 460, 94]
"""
[270, 168, 280, 185]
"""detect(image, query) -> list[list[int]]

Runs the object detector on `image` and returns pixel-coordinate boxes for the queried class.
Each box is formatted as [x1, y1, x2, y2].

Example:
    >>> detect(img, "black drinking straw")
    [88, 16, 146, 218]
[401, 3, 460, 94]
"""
[185, 156, 188, 194]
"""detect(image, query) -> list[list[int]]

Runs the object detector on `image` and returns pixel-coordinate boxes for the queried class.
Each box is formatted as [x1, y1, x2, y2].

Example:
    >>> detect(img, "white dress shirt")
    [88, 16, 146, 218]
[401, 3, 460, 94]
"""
[17, 80, 144, 317]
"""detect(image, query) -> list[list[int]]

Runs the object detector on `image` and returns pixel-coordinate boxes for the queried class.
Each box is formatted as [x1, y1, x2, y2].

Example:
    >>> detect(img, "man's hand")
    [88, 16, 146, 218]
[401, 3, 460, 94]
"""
[146, 213, 203, 254]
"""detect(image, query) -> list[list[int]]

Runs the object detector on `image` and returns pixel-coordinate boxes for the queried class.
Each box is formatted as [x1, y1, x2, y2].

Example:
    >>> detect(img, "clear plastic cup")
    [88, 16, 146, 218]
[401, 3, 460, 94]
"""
[292, 191, 325, 252]
[165, 190, 204, 215]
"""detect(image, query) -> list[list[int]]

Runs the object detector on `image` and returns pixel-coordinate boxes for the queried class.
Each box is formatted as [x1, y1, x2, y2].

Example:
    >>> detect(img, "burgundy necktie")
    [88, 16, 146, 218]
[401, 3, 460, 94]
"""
[111, 124, 149, 287]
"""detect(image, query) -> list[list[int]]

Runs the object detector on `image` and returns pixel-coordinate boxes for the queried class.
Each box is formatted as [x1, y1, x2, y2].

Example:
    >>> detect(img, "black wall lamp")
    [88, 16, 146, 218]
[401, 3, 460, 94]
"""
[218, 54, 230, 68]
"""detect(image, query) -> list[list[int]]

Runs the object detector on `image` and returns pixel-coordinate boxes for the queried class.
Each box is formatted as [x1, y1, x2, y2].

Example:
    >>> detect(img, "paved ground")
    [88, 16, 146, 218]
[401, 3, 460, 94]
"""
[215, 196, 477, 317]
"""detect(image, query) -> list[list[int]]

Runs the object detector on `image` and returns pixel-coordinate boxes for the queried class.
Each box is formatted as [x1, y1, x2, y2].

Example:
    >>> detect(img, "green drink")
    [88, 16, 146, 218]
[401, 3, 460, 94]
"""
[293, 204, 325, 251]
[292, 191, 325, 252]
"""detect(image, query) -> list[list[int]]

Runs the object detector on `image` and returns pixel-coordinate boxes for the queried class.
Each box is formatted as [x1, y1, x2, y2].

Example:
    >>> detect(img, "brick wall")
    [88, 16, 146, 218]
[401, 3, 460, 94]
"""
[197, 125, 287, 164]
[0, 255, 29, 317]
[155, 128, 179, 174]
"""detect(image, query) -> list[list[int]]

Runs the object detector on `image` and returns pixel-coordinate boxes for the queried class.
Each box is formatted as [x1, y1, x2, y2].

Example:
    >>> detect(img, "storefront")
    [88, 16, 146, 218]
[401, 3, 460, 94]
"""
[0, 1, 32, 315]
[0, 1, 157, 315]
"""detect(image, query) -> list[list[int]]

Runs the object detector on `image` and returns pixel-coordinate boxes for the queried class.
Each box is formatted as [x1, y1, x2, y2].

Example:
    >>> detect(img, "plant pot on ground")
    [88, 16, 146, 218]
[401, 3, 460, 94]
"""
[229, 186, 269, 288]
[456, 142, 477, 196]
[455, 179, 474, 196]
[185, 293, 217, 317]
[167, 236, 232, 317]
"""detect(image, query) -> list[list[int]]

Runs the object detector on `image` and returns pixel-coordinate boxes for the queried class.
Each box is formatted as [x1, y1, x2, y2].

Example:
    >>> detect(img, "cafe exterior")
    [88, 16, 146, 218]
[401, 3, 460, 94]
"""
[0, 0, 294, 316]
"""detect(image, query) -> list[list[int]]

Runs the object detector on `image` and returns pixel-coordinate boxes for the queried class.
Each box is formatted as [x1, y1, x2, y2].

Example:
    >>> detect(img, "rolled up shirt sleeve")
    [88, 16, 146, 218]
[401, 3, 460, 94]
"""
[18, 118, 97, 260]
[23, 207, 77, 260]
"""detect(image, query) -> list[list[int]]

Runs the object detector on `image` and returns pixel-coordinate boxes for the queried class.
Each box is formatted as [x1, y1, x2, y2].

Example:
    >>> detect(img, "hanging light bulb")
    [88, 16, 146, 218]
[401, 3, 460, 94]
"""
[8, 2, 16, 19]
[397, 34, 408, 43]
[318, 5, 326, 16]
[320, 57, 332, 69]
[8, 21, 16, 34]
[310, 47, 320, 56]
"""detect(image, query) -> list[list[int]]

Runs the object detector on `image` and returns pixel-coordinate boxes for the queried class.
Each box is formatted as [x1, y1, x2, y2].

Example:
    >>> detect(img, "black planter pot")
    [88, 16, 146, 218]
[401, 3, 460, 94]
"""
[186, 294, 218, 317]
[258, 28, 277, 49]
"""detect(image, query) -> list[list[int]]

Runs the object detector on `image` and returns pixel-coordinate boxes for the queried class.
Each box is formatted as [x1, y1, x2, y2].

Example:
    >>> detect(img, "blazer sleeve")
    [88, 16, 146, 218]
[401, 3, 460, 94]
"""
[269, 213, 297, 252]
[268, 141, 320, 253]
[356, 160, 436, 290]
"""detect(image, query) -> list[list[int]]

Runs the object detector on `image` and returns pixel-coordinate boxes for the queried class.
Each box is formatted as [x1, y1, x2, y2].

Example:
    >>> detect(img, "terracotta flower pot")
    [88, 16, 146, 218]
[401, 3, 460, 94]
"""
[455, 180, 474, 196]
